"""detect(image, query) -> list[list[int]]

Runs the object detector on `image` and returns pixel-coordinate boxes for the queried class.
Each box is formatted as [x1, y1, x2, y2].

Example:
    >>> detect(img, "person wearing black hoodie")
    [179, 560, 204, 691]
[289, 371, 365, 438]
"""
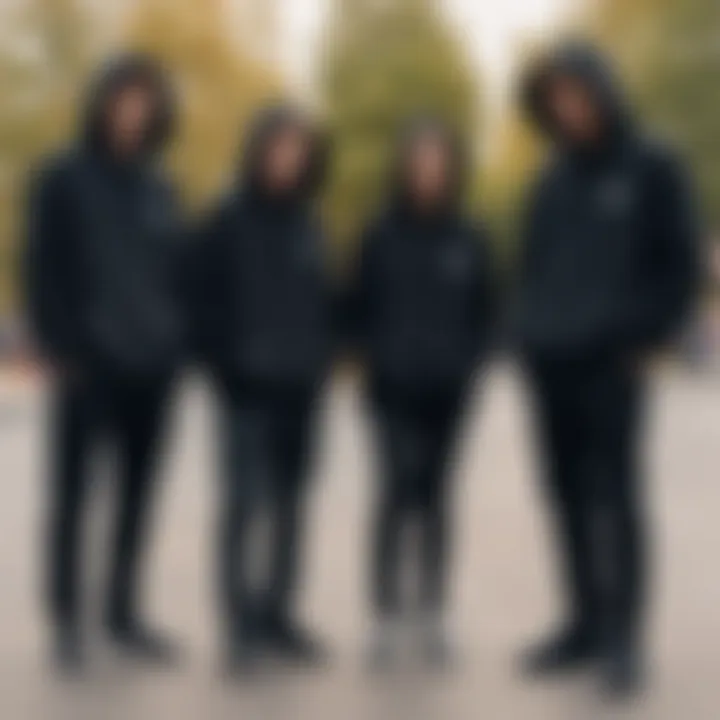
[350, 119, 495, 668]
[24, 55, 186, 672]
[516, 43, 700, 697]
[194, 106, 331, 673]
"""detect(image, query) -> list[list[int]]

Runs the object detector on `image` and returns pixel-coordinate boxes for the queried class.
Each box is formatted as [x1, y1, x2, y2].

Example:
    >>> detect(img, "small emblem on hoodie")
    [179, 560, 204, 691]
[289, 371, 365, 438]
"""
[143, 190, 177, 237]
[296, 229, 322, 273]
[596, 176, 635, 217]
[440, 243, 471, 282]
[144, 205, 174, 236]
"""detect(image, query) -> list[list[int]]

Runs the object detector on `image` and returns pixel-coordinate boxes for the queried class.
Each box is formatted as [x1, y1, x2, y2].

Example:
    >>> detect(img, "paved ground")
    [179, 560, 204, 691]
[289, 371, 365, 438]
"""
[1, 365, 719, 719]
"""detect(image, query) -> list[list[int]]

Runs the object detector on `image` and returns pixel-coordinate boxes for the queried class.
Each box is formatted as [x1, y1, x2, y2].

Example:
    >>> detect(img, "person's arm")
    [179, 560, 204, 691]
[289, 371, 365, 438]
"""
[342, 224, 380, 356]
[22, 158, 81, 367]
[160, 182, 196, 361]
[313, 224, 347, 358]
[640, 148, 702, 349]
[188, 201, 231, 365]
[469, 223, 500, 363]
[508, 173, 548, 351]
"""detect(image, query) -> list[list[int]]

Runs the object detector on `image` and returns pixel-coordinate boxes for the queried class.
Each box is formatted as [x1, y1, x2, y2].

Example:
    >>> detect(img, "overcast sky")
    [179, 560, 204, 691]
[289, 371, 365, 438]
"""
[82, 1, 572, 104]
[278, 0, 571, 100]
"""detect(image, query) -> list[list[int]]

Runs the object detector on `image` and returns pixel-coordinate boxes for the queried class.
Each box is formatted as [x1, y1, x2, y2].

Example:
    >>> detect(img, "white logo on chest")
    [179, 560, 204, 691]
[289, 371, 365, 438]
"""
[595, 176, 635, 216]
[440, 244, 470, 281]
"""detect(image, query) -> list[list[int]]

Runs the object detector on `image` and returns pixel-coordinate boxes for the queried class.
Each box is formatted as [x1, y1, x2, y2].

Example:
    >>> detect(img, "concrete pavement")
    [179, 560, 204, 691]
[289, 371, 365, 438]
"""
[1, 366, 719, 719]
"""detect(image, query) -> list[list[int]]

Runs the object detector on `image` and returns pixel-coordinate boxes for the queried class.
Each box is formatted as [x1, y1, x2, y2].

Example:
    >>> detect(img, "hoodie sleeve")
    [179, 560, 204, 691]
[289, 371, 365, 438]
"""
[638, 147, 702, 348]
[469, 223, 499, 361]
[23, 157, 82, 364]
[189, 201, 233, 365]
[167, 192, 196, 360]
[343, 224, 381, 355]
[510, 171, 551, 347]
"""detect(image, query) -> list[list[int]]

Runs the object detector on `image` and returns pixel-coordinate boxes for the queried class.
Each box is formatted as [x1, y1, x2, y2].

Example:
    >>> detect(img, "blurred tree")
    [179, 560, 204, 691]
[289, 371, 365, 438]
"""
[476, 40, 549, 273]
[592, 0, 720, 229]
[232, 0, 280, 67]
[0, 0, 96, 313]
[0, 0, 282, 314]
[479, 111, 542, 273]
[320, 0, 480, 263]
[125, 0, 283, 206]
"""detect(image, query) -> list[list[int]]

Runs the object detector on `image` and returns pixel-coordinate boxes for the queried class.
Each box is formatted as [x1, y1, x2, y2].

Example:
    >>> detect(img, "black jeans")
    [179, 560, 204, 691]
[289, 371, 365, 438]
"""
[527, 354, 647, 646]
[370, 385, 463, 618]
[47, 365, 174, 631]
[216, 378, 317, 640]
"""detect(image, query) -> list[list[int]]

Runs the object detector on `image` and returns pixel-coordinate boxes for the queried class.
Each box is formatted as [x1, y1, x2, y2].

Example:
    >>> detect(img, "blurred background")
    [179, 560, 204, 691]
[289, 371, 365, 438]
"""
[0, 0, 718, 364]
[1, 2, 720, 719]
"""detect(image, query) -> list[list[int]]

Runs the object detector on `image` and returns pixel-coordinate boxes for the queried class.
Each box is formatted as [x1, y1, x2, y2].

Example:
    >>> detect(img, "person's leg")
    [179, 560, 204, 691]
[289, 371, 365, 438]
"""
[588, 364, 647, 696]
[263, 391, 327, 662]
[416, 395, 460, 613]
[264, 402, 307, 620]
[415, 393, 462, 666]
[105, 372, 178, 661]
[216, 385, 271, 671]
[366, 399, 419, 667]
[522, 360, 599, 675]
[372, 411, 409, 619]
[46, 376, 95, 670]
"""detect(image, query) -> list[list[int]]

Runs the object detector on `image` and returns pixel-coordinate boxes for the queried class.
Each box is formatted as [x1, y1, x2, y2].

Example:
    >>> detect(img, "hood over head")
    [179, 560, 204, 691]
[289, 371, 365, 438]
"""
[82, 53, 177, 161]
[521, 41, 631, 148]
[239, 103, 329, 204]
[390, 115, 468, 217]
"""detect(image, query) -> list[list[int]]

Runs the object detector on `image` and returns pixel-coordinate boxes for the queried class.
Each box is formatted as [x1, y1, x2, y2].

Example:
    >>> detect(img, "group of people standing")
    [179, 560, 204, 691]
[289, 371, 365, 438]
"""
[24, 41, 699, 701]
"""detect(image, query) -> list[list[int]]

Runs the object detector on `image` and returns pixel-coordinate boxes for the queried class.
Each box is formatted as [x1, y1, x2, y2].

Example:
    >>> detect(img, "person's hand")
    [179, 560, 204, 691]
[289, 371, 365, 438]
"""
[30, 356, 81, 384]
[621, 351, 656, 377]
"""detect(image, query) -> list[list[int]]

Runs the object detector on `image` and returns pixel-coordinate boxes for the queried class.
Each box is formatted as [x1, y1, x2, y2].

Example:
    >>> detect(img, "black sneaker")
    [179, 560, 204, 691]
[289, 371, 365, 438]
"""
[221, 618, 264, 679]
[53, 625, 84, 677]
[601, 639, 644, 701]
[364, 618, 403, 673]
[222, 639, 260, 679]
[106, 618, 182, 666]
[419, 621, 457, 671]
[521, 624, 600, 678]
[263, 613, 328, 666]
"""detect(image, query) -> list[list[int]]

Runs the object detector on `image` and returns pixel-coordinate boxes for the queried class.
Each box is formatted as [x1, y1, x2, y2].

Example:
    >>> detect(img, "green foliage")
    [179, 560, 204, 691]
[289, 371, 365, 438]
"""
[479, 112, 542, 274]
[476, 37, 553, 273]
[320, 0, 480, 262]
[125, 0, 283, 207]
[593, 0, 720, 229]
[0, 0, 96, 313]
[0, 0, 282, 314]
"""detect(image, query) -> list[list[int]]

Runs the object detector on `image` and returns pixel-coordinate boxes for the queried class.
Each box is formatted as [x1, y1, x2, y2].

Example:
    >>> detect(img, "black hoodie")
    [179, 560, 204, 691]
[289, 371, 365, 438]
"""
[194, 105, 332, 389]
[516, 42, 700, 358]
[24, 54, 186, 373]
[350, 118, 495, 395]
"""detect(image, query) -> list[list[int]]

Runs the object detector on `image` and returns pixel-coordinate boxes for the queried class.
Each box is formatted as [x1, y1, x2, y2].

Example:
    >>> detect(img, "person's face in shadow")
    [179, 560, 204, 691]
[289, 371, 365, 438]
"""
[544, 74, 605, 148]
[405, 134, 453, 211]
[105, 83, 157, 160]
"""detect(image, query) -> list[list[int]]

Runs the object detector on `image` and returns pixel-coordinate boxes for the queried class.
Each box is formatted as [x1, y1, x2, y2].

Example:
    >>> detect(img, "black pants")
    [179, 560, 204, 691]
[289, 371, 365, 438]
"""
[527, 355, 647, 645]
[370, 386, 463, 618]
[216, 379, 317, 639]
[47, 366, 173, 631]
